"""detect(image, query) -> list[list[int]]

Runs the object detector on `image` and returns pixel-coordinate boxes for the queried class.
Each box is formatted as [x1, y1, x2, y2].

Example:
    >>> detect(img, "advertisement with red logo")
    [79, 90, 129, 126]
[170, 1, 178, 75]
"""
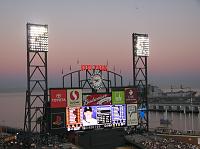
[50, 89, 67, 108]
[51, 112, 65, 129]
[67, 89, 82, 107]
[83, 94, 111, 106]
[125, 88, 138, 104]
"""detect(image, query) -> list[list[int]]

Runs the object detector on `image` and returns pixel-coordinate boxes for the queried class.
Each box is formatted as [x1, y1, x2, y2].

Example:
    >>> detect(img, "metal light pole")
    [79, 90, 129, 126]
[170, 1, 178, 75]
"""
[190, 88, 193, 132]
[184, 107, 186, 132]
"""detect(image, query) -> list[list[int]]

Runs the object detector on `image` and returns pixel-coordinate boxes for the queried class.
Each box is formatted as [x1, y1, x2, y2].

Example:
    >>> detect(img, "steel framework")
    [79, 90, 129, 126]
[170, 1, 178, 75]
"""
[132, 33, 149, 131]
[24, 23, 48, 134]
[62, 69, 123, 93]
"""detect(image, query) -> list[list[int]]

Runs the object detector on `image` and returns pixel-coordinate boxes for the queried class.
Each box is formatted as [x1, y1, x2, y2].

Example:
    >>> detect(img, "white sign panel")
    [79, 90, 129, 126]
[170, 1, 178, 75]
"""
[134, 34, 149, 57]
[127, 104, 138, 126]
[27, 23, 48, 51]
[67, 89, 82, 107]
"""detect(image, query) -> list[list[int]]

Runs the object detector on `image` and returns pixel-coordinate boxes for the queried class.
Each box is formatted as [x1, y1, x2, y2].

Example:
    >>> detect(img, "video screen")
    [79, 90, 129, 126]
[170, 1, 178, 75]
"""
[82, 106, 101, 129]
[66, 107, 83, 131]
[112, 105, 126, 127]
[96, 105, 112, 127]
[82, 105, 112, 129]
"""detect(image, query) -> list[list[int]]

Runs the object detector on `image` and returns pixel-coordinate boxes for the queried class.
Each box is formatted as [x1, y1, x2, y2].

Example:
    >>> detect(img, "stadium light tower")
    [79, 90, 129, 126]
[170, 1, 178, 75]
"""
[24, 23, 48, 134]
[132, 33, 149, 131]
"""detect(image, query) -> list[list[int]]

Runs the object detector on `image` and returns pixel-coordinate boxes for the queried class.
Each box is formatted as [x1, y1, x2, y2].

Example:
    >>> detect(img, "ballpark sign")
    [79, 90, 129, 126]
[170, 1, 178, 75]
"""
[67, 89, 82, 107]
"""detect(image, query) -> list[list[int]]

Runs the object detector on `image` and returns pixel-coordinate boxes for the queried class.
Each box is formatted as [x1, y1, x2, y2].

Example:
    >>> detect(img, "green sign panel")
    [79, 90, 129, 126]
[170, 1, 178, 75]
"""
[112, 90, 125, 105]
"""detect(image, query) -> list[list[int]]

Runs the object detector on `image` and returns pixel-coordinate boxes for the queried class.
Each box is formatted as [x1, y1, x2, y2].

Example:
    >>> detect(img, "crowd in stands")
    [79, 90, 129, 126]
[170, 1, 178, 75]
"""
[126, 133, 200, 149]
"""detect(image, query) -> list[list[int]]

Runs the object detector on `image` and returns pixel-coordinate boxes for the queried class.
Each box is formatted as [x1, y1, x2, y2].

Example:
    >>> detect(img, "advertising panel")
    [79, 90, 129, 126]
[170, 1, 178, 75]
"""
[112, 90, 125, 105]
[127, 104, 138, 126]
[125, 88, 138, 104]
[67, 89, 82, 107]
[112, 105, 126, 127]
[51, 112, 65, 129]
[66, 107, 83, 131]
[83, 94, 111, 106]
[50, 89, 67, 108]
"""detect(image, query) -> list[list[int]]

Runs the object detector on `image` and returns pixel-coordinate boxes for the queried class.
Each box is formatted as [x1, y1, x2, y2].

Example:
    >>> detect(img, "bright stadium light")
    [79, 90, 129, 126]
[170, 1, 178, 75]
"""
[134, 34, 149, 57]
[27, 23, 48, 51]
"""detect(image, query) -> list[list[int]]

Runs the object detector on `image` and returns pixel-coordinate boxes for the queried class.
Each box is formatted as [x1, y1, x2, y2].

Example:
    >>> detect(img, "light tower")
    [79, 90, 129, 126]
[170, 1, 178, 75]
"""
[132, 33, 149, 131]
[24, 23, 48, 134]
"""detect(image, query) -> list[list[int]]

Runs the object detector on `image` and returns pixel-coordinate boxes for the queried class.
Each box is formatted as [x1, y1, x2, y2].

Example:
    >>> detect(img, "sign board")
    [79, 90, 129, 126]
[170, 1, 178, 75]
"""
[127, 104, 138, 126]
[112, 90, 125, 105]
[83, 94, 111, 106]
[125, 88, 138, 104]
[50, 89, 67, 108]
[67, 89, 82, 107]
[51, 112, 65, 129]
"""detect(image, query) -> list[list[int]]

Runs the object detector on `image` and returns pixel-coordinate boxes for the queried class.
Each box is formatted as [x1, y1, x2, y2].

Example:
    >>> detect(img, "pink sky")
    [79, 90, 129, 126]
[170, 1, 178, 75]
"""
[0, 0, 200, 90]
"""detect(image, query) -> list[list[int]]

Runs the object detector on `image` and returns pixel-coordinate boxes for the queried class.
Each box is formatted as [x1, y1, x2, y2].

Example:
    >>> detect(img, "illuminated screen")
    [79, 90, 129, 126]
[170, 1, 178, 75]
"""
[134, 34, 149, 57]
[82, 105, 112, 129]
[27, 23, 48, 51]
[66, 107, 83, 131]
[112, 105, 126, 127]
[96, 105, 112, 127]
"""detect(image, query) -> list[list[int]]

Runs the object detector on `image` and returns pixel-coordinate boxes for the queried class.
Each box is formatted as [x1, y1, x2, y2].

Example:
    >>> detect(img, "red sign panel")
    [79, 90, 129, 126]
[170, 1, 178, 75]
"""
[125, 88, 138, 104]
[83, 94, 111, 106]
[81, 64, 108, 71]
[50, 89, 67, 108]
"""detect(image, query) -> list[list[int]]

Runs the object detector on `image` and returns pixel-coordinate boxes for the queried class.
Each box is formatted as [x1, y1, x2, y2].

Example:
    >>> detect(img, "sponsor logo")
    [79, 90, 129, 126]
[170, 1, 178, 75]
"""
[70, 90, 79, 100]
[53, 115, 63, 126]
[52, 93, 66, 102]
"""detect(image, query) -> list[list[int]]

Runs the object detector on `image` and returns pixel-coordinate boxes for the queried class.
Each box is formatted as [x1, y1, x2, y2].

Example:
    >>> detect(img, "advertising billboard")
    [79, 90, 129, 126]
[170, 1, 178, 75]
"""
[67, 89, 82, 107]
[127, 104, 138, 126]
[51, 112, 65, 129]
[83, 94, 111, 106]
[112, 105, 126, 127]
[112, 90, 125, 105]
[50, 89, 67, 108]
[133, 33, 149, 57]
[125, 88, 138, 104]
[66, 107, 83, 131]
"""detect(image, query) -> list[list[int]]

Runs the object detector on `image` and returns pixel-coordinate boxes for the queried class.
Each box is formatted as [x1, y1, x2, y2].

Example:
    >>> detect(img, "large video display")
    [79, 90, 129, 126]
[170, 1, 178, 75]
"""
[49, 88, 139, 131]
[66, 107, 83, 131]
[112, 105, 126, 127]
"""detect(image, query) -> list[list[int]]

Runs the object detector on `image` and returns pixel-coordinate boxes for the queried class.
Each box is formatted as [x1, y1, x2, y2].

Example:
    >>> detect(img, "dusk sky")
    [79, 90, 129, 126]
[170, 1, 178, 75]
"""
[0, 0, 200, 91]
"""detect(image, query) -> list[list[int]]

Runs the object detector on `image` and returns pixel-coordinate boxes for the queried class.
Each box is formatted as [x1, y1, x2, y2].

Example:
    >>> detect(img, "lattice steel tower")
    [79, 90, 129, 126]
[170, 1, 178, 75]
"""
[132, 33, 149, 131]
[24, 23, 48, 133]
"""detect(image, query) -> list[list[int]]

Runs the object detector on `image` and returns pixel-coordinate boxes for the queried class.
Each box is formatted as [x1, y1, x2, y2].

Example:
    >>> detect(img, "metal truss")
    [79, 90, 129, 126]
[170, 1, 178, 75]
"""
[24, 23, 48, 135]
[132, 33, 149, 131]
